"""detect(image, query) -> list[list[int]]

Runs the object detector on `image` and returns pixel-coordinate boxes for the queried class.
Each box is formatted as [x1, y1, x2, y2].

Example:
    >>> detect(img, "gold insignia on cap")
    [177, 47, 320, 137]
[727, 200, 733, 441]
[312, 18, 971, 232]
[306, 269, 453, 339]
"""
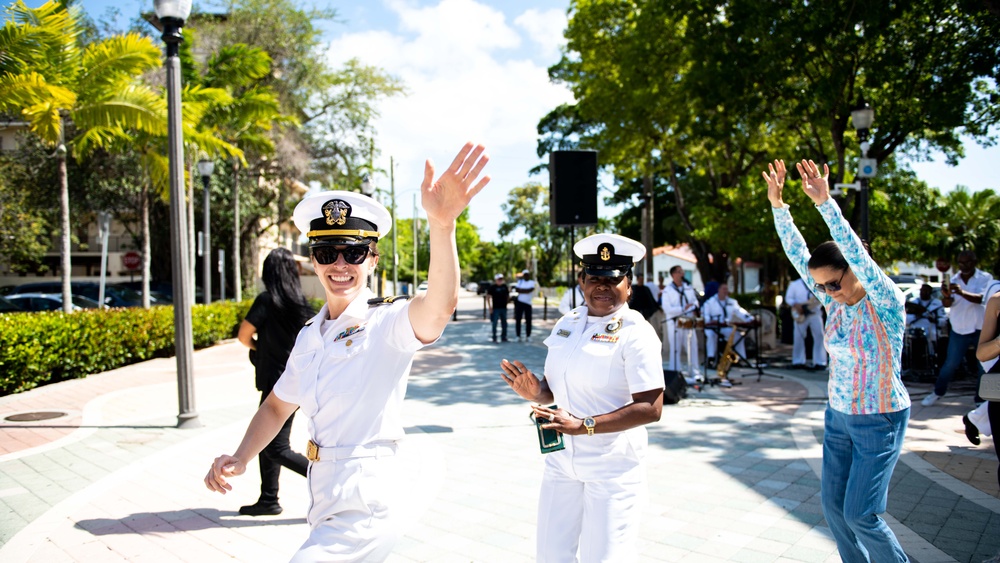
[600, 244, 612, 261]
[322, 199, 351, 226]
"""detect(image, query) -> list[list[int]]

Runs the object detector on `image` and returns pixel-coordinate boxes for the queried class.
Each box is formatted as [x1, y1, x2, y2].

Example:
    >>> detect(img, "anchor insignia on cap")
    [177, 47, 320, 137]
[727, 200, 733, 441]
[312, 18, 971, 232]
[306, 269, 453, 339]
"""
[322, 199, 351, 226]
[599, 244, 612, 261]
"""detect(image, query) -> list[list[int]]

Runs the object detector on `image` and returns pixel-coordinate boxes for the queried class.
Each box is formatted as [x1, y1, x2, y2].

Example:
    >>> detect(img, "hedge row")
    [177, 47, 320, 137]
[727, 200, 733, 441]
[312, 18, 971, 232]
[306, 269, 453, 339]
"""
[0, 300, 253, 396]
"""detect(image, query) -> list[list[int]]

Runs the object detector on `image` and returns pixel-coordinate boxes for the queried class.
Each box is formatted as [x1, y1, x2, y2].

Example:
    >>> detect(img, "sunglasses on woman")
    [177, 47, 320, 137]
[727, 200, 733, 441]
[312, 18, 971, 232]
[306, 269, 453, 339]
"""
[813, 269, 847, 294]
[311, 245, 374, 265]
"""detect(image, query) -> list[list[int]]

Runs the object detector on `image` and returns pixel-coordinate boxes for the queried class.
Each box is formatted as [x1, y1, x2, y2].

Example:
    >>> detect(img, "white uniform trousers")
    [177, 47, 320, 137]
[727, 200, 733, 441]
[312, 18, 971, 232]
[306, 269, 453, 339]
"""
[665, 320, 699, 377]
[536, 462, 646, 563]
[705, 326, 746, 361]
[792, 313, 826, 366]
[291, 453, 404, 562]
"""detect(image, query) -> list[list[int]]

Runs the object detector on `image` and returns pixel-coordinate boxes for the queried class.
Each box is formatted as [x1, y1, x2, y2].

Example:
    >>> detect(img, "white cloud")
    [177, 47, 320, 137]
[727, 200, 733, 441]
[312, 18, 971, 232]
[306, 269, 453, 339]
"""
[324, 0, 576, 241]
[514, 8, 567, 61]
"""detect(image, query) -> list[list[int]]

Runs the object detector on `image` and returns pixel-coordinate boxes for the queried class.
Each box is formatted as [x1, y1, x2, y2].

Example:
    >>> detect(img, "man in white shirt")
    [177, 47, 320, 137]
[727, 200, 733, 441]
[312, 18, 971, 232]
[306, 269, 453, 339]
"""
[558, 271, 586, 315]
[661, 265, 701, 383]
[924, 250, 994, 405]
[785, 278, 826, 370]
[703, 282, 754, 367]
[514, 269, 536, 342]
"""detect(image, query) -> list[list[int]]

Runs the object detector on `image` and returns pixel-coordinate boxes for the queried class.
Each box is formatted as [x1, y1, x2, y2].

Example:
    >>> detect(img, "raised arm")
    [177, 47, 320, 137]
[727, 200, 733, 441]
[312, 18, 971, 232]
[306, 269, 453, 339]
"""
[795, 159, 899, 309]
[408, 143, 490, 344]
[764, 160, 830, 308]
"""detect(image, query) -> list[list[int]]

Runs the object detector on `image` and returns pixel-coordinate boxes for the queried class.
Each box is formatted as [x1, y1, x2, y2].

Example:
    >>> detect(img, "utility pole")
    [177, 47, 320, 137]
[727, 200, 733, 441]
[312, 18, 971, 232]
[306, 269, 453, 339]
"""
[642, 174, 655, 280]
[391, 157, 398, 293]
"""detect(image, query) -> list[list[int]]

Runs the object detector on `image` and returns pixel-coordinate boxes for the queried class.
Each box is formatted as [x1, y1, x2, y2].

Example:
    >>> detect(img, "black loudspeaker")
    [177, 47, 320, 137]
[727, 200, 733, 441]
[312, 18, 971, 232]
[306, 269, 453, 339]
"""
[662, 370, 688, 404]
[549, 150, 598, 226]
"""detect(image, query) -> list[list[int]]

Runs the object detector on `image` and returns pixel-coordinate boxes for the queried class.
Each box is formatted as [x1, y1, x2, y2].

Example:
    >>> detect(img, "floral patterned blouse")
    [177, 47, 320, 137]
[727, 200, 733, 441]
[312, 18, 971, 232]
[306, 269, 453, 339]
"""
[773, 200, 910, 415]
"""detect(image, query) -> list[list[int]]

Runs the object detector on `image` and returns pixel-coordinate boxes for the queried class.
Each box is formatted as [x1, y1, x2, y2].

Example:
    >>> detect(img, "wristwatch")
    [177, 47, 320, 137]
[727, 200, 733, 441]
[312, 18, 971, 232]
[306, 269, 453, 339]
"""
[583, 417, 596, 436]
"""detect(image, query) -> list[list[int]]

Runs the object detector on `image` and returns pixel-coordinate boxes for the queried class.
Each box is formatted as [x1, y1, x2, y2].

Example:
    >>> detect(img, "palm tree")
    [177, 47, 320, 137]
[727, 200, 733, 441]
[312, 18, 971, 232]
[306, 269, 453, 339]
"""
[0, 1, 164, 311]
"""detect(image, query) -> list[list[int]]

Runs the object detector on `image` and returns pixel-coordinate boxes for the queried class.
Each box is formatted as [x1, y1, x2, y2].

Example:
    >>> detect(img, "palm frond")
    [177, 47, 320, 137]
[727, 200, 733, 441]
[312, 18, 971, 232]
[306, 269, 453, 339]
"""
[182, 128, 246, 164]
[141, 150, 171, 199]
[0, 71, 75, 113]
[72, 125, 133, 158]
[72, 84, 167, 137]
[20, 100, 62, 145]
[78, 33, 161, 99]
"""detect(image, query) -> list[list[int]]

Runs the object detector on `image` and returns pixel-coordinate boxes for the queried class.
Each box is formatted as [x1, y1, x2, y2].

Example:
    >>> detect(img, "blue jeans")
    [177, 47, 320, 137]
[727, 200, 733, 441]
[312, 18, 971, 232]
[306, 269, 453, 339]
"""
[934, 329, 982, 397]
[491, 308, 508, 341]
[822, 407, 909, 562]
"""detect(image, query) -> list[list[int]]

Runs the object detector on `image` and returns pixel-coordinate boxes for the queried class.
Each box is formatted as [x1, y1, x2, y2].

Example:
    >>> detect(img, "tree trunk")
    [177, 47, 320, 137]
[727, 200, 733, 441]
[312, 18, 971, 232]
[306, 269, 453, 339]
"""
[58, 146, 71, 313]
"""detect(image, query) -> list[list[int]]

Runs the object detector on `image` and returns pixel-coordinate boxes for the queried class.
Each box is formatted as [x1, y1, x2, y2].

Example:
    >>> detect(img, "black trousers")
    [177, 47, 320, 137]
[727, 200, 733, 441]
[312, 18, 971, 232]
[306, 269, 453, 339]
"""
[514, 300, 532, 337]
[257, 392, 308, 502]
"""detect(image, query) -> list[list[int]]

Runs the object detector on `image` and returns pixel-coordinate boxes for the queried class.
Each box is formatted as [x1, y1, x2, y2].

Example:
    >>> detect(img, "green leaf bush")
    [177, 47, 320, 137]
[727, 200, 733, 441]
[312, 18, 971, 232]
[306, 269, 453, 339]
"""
[0, 300, 253, 395]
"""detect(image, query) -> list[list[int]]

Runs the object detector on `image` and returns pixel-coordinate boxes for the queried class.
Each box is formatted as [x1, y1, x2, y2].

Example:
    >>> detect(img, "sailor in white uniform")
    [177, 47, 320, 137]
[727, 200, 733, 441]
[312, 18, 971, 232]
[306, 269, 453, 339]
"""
[661, 265, 701, 382]
[500, 233, 664, 563]
[205, 144, 491, 562]
[702, 282, 755, 365]
[905, 283, 944, 353]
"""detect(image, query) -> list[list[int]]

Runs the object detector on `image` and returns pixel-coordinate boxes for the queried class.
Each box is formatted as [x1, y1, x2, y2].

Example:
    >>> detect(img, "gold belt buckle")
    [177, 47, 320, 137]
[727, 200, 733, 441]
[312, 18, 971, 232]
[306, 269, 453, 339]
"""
[306, 439, 319, 462]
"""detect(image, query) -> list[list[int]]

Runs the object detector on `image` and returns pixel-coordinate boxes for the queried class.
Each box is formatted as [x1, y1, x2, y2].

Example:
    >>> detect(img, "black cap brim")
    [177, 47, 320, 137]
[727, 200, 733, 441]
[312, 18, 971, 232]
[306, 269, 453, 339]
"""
[583, 265, 631, 277]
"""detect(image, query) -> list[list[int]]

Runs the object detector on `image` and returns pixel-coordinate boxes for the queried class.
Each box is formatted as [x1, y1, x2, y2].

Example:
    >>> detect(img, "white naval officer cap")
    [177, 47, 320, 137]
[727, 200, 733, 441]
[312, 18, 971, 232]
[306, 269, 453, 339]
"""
[494, 273, 504, 279]
[574, 233, 646, 277]
[292, 190, 392, 247]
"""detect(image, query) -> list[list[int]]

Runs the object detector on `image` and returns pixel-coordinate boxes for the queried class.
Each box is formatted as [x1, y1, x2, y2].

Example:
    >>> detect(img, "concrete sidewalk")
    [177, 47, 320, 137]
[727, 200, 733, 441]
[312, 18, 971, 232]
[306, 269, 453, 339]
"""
[0, 292, 997, 562]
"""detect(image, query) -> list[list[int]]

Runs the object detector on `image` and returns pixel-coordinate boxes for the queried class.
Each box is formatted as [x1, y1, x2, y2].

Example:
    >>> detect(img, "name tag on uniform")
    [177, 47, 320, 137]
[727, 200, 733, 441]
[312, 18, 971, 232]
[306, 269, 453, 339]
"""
[591, 333, 619, 343]
[334, 324, 365, 342]
[557, 329, 571, 338]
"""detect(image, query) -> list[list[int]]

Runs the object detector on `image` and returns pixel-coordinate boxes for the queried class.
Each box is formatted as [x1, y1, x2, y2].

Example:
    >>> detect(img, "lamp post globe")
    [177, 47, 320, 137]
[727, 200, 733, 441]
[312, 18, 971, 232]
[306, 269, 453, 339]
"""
[153, 0, 193, 22]
[197, 158, 215, 179]
[361, 174, 375, 197]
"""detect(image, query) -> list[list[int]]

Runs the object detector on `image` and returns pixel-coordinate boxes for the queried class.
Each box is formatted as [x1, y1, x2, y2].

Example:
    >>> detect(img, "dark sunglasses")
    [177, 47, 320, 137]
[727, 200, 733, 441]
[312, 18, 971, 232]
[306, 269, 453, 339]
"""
[311, 246, 373, 265]
[813, 269, 847, 294]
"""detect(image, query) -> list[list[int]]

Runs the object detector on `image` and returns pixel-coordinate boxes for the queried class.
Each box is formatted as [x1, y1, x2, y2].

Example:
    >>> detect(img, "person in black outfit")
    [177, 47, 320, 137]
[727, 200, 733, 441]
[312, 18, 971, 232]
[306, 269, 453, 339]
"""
[236, 247, 314, 516]
[486, 273, 510, 343]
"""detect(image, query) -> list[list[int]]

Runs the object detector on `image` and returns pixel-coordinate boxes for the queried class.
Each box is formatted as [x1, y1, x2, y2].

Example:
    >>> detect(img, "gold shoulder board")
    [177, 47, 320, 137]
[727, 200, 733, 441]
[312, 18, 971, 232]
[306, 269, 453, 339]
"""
[367, 295, 413, 307]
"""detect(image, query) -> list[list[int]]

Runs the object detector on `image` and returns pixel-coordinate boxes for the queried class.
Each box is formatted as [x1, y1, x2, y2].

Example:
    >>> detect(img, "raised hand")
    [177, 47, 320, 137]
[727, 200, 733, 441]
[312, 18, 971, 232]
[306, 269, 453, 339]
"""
[761, 159, 787, 208]
[795, 159, 830, 206]
[421, 143, 491, 226]
[500, 358, 541, 402]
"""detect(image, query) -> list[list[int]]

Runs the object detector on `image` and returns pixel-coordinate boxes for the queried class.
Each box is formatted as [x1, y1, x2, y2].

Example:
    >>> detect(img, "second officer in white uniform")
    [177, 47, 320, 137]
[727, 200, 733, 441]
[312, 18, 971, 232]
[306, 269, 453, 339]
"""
[205, 143, 490, 562]
[500, 233, 664, 563]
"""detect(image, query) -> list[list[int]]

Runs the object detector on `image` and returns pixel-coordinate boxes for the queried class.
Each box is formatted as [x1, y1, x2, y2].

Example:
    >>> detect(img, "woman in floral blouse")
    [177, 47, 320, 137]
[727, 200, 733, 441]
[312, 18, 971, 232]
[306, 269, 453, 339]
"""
[764, 159, 910, 562]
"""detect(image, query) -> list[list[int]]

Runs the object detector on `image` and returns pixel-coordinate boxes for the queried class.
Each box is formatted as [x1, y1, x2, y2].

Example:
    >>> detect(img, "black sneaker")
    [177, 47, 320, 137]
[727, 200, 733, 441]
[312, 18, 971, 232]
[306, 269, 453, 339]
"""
[239, 500, 283, 516]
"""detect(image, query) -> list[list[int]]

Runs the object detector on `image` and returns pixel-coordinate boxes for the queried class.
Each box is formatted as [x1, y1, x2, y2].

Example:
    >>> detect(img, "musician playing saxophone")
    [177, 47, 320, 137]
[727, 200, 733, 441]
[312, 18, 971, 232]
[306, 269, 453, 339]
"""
[703, 282, 755, 387]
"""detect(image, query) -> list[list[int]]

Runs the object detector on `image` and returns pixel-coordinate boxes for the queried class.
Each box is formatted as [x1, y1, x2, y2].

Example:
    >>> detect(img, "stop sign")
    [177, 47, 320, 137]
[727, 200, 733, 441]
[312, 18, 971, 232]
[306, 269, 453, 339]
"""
[122, 251, 142, 271]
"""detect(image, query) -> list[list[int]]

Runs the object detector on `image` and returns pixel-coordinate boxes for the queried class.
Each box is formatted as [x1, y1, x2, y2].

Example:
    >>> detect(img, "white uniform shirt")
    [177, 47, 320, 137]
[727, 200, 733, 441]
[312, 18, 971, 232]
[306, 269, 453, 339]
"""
[514, 279, 536, 305]
[906, 297, 943, 332]
[558, 286, 585, 315]
[702, 295, 753, 326]
[785, 278, 816, 311]
[661, 281, 698, 320]
[542, 305, 663, 479]
[948, 269, 994, 335]
[272, 289, 424, 448]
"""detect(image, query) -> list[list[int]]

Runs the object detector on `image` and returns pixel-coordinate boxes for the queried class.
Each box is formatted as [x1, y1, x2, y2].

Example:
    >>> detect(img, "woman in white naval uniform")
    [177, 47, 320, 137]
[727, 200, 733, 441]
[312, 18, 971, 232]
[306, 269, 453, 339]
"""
[205, 143, 490, 562]
[500, 233, 664, 563]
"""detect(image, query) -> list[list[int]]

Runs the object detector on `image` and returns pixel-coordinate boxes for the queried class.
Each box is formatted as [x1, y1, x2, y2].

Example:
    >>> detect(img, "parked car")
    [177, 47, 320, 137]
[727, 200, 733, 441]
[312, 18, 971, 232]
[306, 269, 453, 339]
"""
[6, 293, 102, 312]
[464, 282, 480, 292]
[12, 281, 143, 308]
[476, 280, 492, 295]
[417, 281, 429, 291]
[0, 295, 23, 312]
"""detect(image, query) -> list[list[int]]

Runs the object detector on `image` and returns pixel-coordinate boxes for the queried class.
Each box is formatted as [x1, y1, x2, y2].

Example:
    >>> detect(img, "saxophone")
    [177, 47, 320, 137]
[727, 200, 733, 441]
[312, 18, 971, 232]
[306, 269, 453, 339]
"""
[717, 323, 739, 379]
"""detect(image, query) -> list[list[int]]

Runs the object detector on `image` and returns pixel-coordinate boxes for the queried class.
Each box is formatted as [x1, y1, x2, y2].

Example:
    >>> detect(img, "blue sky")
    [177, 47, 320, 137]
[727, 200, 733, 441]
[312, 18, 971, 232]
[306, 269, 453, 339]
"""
[14, 0, 999, 243]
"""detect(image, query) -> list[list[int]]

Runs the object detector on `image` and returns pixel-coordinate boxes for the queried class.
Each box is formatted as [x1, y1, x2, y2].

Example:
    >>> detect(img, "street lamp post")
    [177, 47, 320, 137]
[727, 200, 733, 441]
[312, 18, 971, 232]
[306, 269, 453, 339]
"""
[197, 158, 214, 304]
[154, 0, 199, 428]
[851, 96, 876, 241]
